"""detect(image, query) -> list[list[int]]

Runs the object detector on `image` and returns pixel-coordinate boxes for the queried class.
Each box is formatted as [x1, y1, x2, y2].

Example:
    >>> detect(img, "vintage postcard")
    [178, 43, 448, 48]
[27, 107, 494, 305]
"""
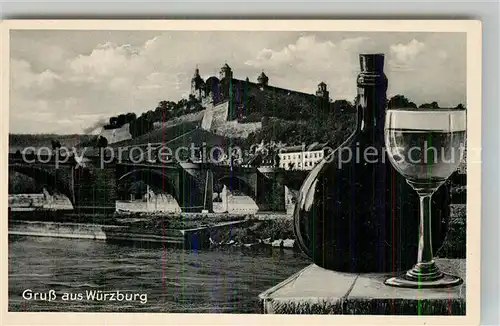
[1, 20, 481, 325]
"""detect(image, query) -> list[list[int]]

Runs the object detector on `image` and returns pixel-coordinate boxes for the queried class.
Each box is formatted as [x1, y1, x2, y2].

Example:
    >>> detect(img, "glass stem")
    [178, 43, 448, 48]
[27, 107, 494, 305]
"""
[417, 195, 434, 265]
[405, 190, 442, 281]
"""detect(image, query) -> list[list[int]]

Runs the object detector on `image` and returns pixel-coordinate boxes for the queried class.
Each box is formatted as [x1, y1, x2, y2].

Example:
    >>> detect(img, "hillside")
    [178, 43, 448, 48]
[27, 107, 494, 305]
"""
[9, 134, 94, 152]
[153, 111, 205, 130]
[243, 112, 357, 151]
[110, 121, 202, 147]
[212, 120, 262, 139]
[161, 128, 236, 154]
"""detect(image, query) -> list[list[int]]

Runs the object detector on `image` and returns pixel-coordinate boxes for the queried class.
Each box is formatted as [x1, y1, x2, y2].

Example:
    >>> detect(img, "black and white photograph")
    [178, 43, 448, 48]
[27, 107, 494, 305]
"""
[2, 20, 481, 324]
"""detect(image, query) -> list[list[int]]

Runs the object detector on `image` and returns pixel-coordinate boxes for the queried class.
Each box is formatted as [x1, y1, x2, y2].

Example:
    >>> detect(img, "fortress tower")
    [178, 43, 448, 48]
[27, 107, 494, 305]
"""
[219, 63, 233, 80]
[191, 66, 206, 101]
[315, 82, 330, 101]
[257, 71, 269, 87]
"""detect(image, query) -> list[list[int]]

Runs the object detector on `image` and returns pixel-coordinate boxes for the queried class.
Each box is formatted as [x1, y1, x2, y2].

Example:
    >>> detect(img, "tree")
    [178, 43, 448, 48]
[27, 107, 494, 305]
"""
[332, 99, 354, 114]
[142, 110, 155, 123]
[109, 116, 120, 126]
[154, 103, 172, 121]
[157, 100, 173, 110]
[117, 114, 127, 126]
[177, 98, 188, 108]
[125, 112, 137, 123]
[419, 101, 440, 109]
[97, 136, 108, 148]
[129, 117, 154, 138]
[51, 139, 61, 151]
[388, 95, 418, 109]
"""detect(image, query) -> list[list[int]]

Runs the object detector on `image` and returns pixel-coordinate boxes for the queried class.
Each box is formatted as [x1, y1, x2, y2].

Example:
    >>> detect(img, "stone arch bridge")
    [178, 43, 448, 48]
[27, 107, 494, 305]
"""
[8, 152, 308, 214]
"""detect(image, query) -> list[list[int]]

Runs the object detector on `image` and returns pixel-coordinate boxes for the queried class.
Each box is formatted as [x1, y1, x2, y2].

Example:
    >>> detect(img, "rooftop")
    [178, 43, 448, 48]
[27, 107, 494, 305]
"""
[279, 142, 329, 154]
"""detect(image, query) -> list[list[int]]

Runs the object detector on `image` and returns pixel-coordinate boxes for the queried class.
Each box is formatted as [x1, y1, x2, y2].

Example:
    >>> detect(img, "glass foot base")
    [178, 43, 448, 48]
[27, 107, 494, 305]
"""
[384, 273, 463, 289]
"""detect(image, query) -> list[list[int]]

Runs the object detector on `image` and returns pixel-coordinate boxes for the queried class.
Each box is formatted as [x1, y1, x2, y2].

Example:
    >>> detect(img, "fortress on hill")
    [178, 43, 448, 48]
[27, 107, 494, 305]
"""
[191, 63, 331, 120]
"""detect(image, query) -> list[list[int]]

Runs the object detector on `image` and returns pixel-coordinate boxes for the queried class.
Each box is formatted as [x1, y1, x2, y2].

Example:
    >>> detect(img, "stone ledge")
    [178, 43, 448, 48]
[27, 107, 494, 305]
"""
[259, 258, 465, 315]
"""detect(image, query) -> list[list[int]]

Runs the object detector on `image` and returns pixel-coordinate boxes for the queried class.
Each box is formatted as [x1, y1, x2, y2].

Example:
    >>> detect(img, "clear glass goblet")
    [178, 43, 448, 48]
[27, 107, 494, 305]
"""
[384, 108, 466, 288]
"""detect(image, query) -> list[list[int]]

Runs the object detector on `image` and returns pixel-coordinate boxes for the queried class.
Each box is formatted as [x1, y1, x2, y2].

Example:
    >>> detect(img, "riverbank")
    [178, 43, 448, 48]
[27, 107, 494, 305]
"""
[8, 209, 298, 250]
[8, 209, 246, 226]
[8, 203, 466, 255]
[209, 215, 297, 249]
[8, 218, 253, 249]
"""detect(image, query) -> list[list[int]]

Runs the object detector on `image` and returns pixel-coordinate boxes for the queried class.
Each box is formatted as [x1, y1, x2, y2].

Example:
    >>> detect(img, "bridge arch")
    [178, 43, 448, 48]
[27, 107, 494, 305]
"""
[214, 175, 260, 213]
[216, 175, 256, 200]
[118, 168, 204, 212]
[118, 169, 178, 199]
[9, 164, 75, 206]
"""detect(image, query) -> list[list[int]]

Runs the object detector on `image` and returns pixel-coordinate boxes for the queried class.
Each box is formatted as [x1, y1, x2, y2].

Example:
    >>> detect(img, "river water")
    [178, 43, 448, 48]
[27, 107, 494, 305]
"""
[9, 235, 310, 313]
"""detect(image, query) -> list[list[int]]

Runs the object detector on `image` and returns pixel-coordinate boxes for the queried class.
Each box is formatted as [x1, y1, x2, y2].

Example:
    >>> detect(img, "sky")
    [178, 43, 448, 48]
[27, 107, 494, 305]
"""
[10, 30, 466, 134]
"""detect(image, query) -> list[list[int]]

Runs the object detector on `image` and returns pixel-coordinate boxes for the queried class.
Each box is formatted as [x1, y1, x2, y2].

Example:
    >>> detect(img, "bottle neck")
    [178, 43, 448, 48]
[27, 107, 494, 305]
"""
[355, 72, 388, 134]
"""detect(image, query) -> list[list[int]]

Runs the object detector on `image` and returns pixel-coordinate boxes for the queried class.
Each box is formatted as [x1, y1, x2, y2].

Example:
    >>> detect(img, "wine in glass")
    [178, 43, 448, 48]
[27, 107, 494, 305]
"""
[384, 108, 466, 288]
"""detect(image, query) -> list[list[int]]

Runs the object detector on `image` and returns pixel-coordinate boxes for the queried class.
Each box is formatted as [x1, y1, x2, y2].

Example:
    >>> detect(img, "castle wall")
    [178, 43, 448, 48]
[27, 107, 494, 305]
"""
[201, 105, 215, 130]
[201, 101, 229, 131]
[221, 79, 321, 121]
[210, 102, 230, 130]
[200, 98, 263, 138]
[193, 67, 329, 136]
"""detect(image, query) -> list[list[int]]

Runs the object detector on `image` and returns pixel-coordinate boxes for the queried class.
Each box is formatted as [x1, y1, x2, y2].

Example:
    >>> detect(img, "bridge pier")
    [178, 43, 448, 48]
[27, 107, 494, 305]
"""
[255, 171, 286, 213]
[177, 163, 212, 213]
[202, 170, 214, 213]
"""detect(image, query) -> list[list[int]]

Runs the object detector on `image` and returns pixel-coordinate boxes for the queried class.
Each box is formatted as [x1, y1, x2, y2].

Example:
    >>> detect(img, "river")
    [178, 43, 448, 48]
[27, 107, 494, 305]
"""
[8, 235, 310, 313]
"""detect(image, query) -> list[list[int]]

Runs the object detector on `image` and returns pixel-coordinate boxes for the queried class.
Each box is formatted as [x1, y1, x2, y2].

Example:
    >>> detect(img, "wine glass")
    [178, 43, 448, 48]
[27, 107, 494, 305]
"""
[384, 108, 466, 288]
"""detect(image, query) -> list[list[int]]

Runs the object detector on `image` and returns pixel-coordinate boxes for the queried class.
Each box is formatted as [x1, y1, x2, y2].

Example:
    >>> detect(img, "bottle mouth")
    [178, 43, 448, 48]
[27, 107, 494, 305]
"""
[359, 53, 385, 72]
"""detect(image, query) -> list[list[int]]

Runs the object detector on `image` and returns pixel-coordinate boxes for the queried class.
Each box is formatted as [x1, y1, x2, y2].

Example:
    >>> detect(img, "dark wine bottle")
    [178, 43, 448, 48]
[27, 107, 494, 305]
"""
[293, 53, 450, 273]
